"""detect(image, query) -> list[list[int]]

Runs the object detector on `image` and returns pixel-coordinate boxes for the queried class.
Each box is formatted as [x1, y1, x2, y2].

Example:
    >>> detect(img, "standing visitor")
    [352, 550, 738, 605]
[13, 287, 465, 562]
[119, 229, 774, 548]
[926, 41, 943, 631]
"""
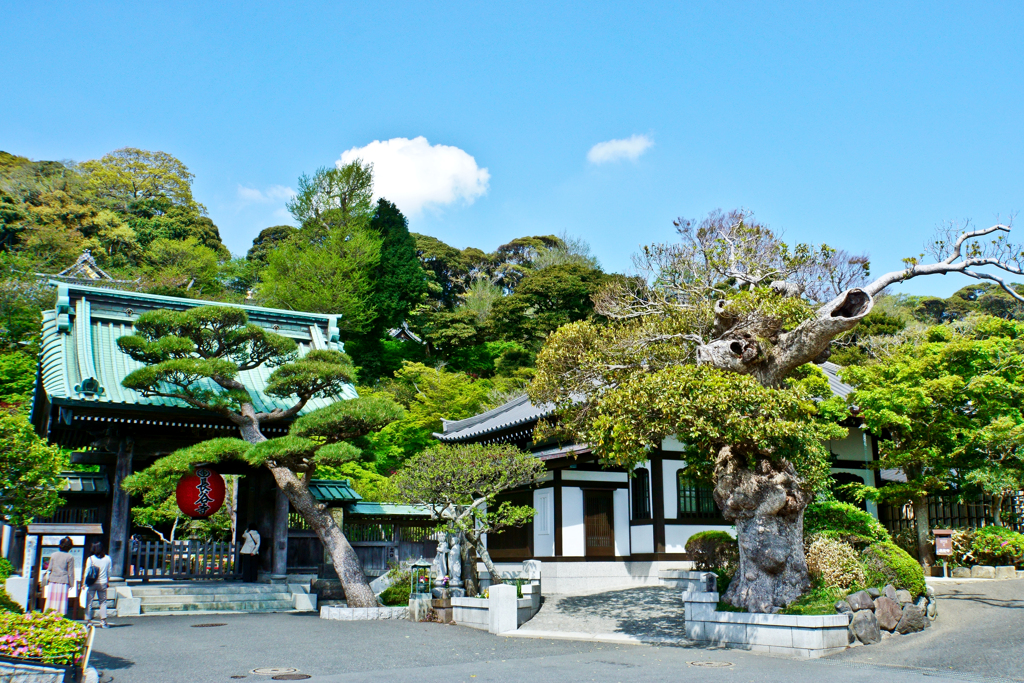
[45, 537, 76, 615]
[84, 542, 113, 628]
[240, 524, 261, 583]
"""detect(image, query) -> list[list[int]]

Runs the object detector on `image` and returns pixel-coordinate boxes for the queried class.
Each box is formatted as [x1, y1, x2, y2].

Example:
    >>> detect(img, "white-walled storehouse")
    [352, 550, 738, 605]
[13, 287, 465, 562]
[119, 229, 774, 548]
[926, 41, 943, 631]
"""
[433, 362, 879, 593]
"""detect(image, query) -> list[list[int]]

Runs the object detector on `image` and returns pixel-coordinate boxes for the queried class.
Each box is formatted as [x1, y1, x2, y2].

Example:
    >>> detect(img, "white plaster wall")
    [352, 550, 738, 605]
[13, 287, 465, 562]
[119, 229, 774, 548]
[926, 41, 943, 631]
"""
[662, 459, 688, 519]
[486, 560, 694, 594]
[665, 524, 736, 553]
[533, 488, 555, 557]
[630, 524, 654, 554]
[828, 427, 872, 462]
[561, 487, 585, 556]
[613, 489, 630, 557]
[662, 435, 686, 451]
[562, 470, 628, 483]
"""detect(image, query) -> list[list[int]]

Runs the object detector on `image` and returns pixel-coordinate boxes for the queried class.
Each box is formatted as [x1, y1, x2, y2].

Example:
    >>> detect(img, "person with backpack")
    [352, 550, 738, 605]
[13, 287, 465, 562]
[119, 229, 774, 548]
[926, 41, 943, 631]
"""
[45, 537, 76, 615]
[84, 542, 113, 628]
[239, 524, 261, 583]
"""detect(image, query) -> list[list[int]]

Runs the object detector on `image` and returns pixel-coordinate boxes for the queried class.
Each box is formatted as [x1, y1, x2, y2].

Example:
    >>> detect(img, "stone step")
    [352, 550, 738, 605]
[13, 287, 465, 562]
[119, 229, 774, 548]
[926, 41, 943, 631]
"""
[137, 592, 292, 605]
[140, 599, 297, 613]
[131, 584, 288, 597]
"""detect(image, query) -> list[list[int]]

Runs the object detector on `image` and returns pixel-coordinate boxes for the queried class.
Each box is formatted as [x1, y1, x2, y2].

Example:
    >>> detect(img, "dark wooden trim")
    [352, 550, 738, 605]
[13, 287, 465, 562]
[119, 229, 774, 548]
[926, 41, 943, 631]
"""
[651, 451, 666, 553]
[553, 469, 563, 557]
[658, 453, 687, 461]
[666, 518, 731, 526]
[572, 482, 629, 490]
[508, 553, 693, 563]
[831, 459, 873, 470]
[629, 519, 655, 527]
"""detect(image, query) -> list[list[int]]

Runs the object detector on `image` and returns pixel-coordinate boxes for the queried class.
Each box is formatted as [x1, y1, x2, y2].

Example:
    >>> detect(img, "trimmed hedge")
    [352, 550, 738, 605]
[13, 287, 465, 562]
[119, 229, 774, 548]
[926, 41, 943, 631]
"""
[804, 501, 891, 545]
[861, 541, 926, 597]
[685, 530, 738, 572]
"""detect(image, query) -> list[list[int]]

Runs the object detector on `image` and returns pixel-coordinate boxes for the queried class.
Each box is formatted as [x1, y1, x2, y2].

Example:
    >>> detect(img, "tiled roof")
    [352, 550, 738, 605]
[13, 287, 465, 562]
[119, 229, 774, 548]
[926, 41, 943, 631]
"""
[434, 393, 554, 442]
[819, 361, 855, 399]
[59, 471, 110, 494]
[342, 502, 433, 518]
[36, 282, 357, 416]
[308, 479, 362, 503]
[436, 363, 858, 444]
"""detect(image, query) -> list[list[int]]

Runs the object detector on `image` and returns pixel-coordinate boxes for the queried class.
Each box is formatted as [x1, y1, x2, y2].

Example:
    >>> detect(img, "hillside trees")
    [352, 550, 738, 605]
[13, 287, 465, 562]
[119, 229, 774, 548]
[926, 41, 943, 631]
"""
[531, 210, 1024, 612]
[845, 316, 1024, 560]
[117, 304, 403, 607]
[0, 410, 69, 525]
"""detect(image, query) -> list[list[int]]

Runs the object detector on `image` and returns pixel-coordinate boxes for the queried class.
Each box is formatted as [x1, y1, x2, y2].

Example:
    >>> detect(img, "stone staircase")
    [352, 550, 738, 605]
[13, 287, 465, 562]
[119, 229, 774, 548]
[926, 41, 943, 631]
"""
[118, 582, 316, 615]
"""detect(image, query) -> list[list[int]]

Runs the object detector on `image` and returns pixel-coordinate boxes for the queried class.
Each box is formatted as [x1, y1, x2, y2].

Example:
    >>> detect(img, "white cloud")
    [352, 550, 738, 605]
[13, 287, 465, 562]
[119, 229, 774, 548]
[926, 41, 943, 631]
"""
[338, 136, 489, 216]
[236, 184, 295, 204]
[586, 134, 654, 164]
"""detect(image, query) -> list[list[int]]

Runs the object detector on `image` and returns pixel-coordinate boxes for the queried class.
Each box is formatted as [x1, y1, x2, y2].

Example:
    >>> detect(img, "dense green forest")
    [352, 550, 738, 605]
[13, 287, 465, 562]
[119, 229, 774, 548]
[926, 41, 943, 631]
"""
[3, 146, 1024, 512]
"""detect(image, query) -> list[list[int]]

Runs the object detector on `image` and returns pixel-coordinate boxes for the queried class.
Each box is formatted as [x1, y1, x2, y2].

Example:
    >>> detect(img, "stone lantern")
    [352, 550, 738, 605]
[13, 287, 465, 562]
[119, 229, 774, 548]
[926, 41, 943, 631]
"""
[410, 558, 432, 597]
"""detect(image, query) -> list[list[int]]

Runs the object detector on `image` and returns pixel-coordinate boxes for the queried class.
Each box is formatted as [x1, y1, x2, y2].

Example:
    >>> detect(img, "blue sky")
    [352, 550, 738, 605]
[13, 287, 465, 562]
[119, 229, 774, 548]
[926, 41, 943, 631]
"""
[3, 2, 1023, 297]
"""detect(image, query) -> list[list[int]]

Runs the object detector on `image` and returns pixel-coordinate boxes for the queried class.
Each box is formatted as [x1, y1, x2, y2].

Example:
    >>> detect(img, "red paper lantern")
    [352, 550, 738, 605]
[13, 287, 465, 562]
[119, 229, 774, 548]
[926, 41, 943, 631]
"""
[176, 467, 226, 519]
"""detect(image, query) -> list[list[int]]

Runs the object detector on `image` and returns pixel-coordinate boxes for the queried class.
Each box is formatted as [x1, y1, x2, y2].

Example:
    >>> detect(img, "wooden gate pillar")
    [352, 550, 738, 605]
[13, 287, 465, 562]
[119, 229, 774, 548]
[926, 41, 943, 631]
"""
[109, 437, 134, 580]
[272, 487, 289, 580]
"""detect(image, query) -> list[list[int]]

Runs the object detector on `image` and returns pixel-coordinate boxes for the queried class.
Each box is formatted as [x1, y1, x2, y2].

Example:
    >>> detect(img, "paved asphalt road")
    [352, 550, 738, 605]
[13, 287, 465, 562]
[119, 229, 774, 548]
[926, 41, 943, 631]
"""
[90, 579, 1024, 683]
[830, 577, 1024, 681]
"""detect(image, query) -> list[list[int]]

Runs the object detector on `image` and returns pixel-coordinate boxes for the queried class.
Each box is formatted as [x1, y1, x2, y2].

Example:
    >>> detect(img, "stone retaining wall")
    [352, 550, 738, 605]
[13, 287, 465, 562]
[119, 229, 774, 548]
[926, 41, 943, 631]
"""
[320, 606, 409, 621]
[682, 590, 850, 658]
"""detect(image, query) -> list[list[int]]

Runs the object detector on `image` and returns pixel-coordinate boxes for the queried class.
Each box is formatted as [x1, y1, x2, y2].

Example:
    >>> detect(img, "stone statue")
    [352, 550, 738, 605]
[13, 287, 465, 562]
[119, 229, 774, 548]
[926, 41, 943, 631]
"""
[449, 532, 463, 588]
[432, 534, 448, 594]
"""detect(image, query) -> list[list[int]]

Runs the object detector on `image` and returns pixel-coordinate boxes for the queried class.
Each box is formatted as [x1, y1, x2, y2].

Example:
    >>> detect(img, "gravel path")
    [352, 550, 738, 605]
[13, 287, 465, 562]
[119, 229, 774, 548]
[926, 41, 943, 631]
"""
[519, 586, 688, 639]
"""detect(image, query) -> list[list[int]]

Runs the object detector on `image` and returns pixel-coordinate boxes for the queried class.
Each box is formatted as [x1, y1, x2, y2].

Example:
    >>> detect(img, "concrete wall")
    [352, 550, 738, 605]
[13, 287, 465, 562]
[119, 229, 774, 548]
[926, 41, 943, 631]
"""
[683, 589, 850, 658]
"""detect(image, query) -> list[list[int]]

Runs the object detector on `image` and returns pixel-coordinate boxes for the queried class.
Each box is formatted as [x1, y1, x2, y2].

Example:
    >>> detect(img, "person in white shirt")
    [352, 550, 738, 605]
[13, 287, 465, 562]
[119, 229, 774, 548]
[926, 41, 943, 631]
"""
[240, 525, 261, 583]
[84, 542, 113, 628]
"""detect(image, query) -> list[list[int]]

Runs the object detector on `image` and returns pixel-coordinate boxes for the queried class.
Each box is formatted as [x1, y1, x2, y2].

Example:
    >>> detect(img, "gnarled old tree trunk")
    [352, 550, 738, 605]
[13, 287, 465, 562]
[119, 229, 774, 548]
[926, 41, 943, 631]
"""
[238, 411, 377, 608]
[713, 446, 813, 612]
[700, 288, 874, 612]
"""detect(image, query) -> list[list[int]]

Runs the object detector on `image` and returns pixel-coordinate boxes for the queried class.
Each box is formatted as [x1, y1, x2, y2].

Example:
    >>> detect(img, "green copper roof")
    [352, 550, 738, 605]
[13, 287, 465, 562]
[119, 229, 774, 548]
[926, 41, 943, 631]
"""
[308, 479, 362, 503]
[342, 502, 433, 518]
[37, 282, 358, 416]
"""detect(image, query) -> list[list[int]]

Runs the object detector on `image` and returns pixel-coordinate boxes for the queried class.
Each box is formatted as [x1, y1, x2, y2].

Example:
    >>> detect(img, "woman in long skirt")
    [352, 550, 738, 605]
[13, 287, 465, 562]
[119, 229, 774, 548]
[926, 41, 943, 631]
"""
[45, 537, 76, 614]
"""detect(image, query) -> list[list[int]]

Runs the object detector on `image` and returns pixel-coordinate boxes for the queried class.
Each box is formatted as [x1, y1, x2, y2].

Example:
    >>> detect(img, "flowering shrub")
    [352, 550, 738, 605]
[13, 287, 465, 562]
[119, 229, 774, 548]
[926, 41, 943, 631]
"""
[971, 526, 1024, 567]
[804, 533, 865, 590]
[0, 611, 87, 665]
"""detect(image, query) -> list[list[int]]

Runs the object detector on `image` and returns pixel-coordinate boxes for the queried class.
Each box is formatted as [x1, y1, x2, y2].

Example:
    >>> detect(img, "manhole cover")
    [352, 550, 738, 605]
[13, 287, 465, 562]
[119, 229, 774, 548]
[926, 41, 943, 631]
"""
[251, 668, 299, 675]
[689, 661, 733, 667]
[271, 676, 311, 681]
[191, 623, 226, 628]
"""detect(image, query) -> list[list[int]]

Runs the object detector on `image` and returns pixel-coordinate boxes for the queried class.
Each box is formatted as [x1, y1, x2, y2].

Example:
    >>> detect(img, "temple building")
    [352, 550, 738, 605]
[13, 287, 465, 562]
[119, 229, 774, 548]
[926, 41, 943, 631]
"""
[434, 363, 880, 593]
[23, 282, 357, 588]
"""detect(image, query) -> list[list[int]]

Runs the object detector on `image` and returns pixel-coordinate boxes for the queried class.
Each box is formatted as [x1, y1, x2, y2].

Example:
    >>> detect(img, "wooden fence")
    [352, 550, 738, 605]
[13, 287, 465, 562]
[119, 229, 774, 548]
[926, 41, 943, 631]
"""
[130, 539, 242, 581]
[878, 493, 1024, 534]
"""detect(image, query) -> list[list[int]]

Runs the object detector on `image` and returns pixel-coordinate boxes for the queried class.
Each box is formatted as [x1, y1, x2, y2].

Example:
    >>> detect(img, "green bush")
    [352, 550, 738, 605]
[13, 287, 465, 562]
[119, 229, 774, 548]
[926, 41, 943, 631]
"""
[378, 563, 412, 606]
[0, 611, 87, 665]
[971, 526, 1024, 567]
[804, 501, 891, 545]
[861, 541, 926, 597]
[0, 588, 22, 614]
[0, 558, 13, 581]
[685, 530, 738, 572]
